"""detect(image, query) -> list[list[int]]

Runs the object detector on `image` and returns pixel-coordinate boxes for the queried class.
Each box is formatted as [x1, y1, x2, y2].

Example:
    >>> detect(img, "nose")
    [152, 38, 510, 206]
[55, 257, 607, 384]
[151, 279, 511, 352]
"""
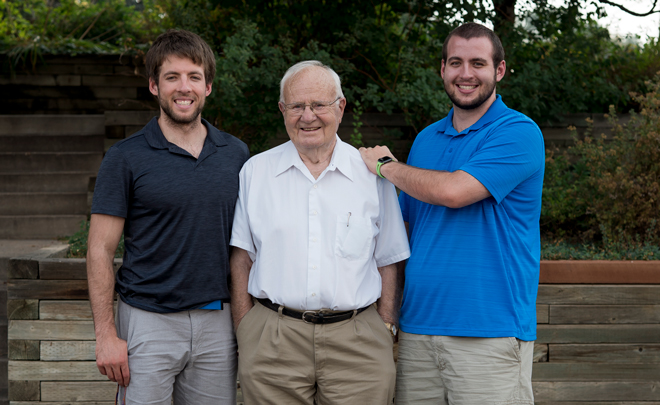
[300, 105, 317, 121]
[458, 64, 473, 79]
[178, 76, 193, 92]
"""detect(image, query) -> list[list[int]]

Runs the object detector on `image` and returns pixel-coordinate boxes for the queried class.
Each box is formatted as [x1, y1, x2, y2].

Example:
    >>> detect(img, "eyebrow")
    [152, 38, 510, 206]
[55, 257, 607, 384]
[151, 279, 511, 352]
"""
[447, 56, 489, 64]
[162, 69, 204, 76]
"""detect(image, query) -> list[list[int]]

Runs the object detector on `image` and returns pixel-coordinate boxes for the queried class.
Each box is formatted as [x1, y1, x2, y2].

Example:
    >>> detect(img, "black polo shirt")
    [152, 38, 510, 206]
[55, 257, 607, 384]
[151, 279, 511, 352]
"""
[91, 117, 249, 313]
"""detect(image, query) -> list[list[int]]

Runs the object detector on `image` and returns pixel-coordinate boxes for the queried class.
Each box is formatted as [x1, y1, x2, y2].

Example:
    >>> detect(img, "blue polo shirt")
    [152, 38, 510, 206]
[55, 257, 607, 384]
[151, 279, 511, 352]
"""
[399, 96, 544, 340]
[92, 117, 249, 313]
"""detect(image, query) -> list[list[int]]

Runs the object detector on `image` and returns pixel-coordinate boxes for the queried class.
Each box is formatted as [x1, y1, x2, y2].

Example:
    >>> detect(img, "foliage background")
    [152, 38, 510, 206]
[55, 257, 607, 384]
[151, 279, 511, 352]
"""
[3, 0, 660, 257]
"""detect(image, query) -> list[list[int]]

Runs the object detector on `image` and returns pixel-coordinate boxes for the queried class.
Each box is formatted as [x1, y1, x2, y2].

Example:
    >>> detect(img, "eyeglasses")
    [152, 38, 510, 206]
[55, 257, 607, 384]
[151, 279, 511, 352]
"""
[281, 96, 342, 116]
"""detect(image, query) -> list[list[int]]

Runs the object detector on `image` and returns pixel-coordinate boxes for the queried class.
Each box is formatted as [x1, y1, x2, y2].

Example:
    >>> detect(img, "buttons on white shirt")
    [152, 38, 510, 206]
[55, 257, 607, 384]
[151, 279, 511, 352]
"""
[313, 185, 318, 189]
[312, 210, 317, 215]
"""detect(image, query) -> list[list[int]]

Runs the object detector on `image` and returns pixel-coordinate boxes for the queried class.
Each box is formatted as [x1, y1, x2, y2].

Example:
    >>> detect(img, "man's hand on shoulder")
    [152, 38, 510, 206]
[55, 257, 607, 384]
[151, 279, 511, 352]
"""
[359, 145, 397, 175]
[96, 335, 130, 387]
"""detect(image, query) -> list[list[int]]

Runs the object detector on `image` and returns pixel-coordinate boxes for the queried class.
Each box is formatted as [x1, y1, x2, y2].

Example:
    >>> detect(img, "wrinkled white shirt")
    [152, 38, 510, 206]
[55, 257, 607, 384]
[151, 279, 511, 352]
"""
[230, 136, 410, 311]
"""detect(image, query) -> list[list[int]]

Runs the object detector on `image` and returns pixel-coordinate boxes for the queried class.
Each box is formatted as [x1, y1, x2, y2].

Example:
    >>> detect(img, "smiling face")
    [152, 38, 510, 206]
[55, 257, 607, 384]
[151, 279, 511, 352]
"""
[279, 67, 346, 154]
[441, 36, 505, 111]
[149, 55, 212, 125]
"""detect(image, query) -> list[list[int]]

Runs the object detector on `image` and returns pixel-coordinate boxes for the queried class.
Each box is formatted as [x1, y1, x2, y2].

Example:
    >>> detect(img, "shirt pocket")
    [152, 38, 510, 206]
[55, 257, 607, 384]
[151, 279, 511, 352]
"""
[335, 214, 373, 260]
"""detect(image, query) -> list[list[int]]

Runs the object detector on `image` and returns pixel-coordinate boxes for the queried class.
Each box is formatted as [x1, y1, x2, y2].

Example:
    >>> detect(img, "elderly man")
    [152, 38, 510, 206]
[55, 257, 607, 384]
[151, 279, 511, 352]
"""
[229, 60, 410, 405]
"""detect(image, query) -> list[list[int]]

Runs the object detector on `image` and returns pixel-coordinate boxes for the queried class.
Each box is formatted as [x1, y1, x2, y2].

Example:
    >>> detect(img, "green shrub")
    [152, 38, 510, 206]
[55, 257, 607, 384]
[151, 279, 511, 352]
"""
[541, 74, 660, 252]
[68, 219, 124, 259]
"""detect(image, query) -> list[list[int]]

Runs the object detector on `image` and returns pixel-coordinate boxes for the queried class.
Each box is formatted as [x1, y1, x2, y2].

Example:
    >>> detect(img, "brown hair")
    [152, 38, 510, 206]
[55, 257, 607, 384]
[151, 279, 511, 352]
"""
[145, 29, 216, 85]
[442, 23, 505, 67]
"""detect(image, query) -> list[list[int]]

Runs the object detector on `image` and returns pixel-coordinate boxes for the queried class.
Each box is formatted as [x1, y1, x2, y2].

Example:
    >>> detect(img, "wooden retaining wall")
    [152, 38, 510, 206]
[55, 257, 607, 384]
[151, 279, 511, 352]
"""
[6, 255, 660, 404]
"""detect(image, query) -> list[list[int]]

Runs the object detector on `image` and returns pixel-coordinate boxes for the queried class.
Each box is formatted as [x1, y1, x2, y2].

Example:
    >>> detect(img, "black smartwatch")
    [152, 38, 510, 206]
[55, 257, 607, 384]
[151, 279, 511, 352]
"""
[376, 156, 394, 179]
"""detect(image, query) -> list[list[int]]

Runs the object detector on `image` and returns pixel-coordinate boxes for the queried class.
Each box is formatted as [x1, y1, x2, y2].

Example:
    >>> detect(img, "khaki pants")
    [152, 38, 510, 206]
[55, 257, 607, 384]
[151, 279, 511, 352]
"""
[236, 301, 395, 405]
[395, 331, 534, 405]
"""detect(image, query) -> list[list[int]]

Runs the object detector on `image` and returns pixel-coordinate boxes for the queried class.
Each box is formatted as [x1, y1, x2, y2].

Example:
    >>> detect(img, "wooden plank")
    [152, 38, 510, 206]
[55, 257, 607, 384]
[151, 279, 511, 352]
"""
[38, 258, 86, 279]
[9, 361, 104, 381]
[537, 304, 549, 324]
[550, 305, 660, 324]
[8, 380, 39, 401]
[39, 300, 117, 321]
[538, 285, 660, 305]
[536, 402, 660, 405]
[8, 320, 95, 340]
[537, 324, 660, 343]
[41, 381, 116, 402]
[40, 300, 92, 320]
[549, 344, 660, 363]
[534, 343, 548, 362]
[11, 402, 113, 405]
[540, 261, 660, 284]
[8, 259, 38, 279]
[7, 300, 38, 320]
[532, 363, 660, 381]
[8, 340, 39, 360]
[532, 381, 660, 401]
[8, 280, 89, 299]
[41, 341, 96, 361]
[39, 258, 121, 279]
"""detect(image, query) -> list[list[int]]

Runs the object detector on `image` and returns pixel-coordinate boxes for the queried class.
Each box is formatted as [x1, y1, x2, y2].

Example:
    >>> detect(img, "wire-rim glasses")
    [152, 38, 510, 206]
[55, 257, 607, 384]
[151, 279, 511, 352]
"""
[281, 96, 342, 116]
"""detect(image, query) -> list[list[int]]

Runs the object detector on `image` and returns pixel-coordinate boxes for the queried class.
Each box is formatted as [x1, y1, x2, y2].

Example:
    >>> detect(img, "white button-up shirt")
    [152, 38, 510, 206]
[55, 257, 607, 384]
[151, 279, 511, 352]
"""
[230, 136, 410, 311]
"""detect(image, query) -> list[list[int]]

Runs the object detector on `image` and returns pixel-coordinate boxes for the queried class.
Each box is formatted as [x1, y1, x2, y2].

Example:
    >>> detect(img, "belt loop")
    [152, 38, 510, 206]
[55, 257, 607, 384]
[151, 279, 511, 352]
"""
[277, 305, 284, 319]
[351, 309, 358, 320]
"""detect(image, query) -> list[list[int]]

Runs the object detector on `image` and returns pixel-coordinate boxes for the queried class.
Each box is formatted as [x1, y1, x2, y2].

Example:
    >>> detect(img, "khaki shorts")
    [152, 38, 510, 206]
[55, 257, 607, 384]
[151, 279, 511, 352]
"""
[116, 299, 237, 405]
[395, 331, 534, 405]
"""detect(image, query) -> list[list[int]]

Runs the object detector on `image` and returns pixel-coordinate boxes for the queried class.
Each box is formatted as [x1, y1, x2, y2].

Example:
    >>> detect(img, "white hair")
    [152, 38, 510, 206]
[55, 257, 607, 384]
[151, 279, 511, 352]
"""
[279, 60, 344, 103]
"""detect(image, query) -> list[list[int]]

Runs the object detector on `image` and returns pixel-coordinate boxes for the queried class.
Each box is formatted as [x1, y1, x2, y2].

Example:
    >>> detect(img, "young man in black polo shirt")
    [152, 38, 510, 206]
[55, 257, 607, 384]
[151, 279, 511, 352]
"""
[87, 29, 249, 404]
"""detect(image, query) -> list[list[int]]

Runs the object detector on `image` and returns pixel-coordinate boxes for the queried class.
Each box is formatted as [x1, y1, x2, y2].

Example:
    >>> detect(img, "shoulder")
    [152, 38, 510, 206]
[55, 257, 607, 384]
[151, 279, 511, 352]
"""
[241, 141, 290, 174]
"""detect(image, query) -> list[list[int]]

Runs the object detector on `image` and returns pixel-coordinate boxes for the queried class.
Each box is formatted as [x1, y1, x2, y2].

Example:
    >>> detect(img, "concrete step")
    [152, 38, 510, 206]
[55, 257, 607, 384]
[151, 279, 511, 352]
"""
[0, 192, 88, 215]
[0, 135, 104, 152]
[0, 215, 86, 239]
[0, 115, 104, 136]
[0, 152, 102, 173]
[0, 172, 95, 192]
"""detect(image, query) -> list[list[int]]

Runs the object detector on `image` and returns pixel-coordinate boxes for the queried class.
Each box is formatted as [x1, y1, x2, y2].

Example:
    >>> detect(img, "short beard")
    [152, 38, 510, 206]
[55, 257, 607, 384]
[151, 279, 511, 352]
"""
[445, 72, 497, 111]
[158, 92, 205, 125]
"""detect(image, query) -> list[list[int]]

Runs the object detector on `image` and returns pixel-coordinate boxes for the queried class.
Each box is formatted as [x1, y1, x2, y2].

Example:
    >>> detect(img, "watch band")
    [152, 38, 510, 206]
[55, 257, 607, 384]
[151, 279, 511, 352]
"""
[376, 156, 394, 179]
[376, 161, 387, 178]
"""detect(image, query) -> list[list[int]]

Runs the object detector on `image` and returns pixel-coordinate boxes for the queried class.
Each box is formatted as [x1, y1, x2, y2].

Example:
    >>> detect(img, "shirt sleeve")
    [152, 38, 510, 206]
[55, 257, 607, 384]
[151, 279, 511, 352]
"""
[374, 178, 411, 267]
[91, 146, 132, 218]
[229, 160, 256, 257]
[459, 119, 544, 204]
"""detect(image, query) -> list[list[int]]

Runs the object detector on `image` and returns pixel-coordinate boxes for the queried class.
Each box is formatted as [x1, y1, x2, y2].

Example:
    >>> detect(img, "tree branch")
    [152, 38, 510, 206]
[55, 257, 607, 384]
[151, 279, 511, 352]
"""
[597, 0, 660, 17]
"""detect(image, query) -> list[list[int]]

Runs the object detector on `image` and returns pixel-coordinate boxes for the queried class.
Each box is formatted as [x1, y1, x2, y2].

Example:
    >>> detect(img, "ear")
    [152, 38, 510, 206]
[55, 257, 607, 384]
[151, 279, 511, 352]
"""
[205, 81, 212, 96]
[278, 102, 286, 116]
[336, 97, 346, 124]
[496, 60, 506, 82]
[149, 77, 159, 97]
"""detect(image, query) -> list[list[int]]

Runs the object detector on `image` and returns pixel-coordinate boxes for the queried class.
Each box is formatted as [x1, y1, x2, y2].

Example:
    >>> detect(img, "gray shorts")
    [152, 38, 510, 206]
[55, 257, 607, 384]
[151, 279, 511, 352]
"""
[395, 331, 534, 405]
[116, 299, 237, 405]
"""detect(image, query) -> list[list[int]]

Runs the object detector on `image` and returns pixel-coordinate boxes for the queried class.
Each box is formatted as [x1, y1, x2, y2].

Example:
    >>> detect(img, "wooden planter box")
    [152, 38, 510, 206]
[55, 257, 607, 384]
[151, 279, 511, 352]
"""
[534, 260, 660, 403]
[5, 253, 660, 404]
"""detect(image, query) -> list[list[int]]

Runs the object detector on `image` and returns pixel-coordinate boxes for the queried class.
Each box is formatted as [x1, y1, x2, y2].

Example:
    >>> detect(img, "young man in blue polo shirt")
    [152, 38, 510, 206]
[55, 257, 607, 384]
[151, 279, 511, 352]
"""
[87, 30, 249, 404]
[360, 22, 544, 404]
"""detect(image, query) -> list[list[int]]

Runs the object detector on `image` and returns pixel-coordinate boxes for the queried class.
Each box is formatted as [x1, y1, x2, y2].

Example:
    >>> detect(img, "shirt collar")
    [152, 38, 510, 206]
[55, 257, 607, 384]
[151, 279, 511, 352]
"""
[439, 94, 508, 136]
[275, 135, 353, 181]
[143, 117, 228, 150]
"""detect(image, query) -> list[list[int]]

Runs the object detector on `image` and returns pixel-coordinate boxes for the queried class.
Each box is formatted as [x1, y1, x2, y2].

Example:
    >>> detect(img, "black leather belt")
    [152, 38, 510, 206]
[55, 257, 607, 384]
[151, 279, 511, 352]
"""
[257, 298, 369, 324]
